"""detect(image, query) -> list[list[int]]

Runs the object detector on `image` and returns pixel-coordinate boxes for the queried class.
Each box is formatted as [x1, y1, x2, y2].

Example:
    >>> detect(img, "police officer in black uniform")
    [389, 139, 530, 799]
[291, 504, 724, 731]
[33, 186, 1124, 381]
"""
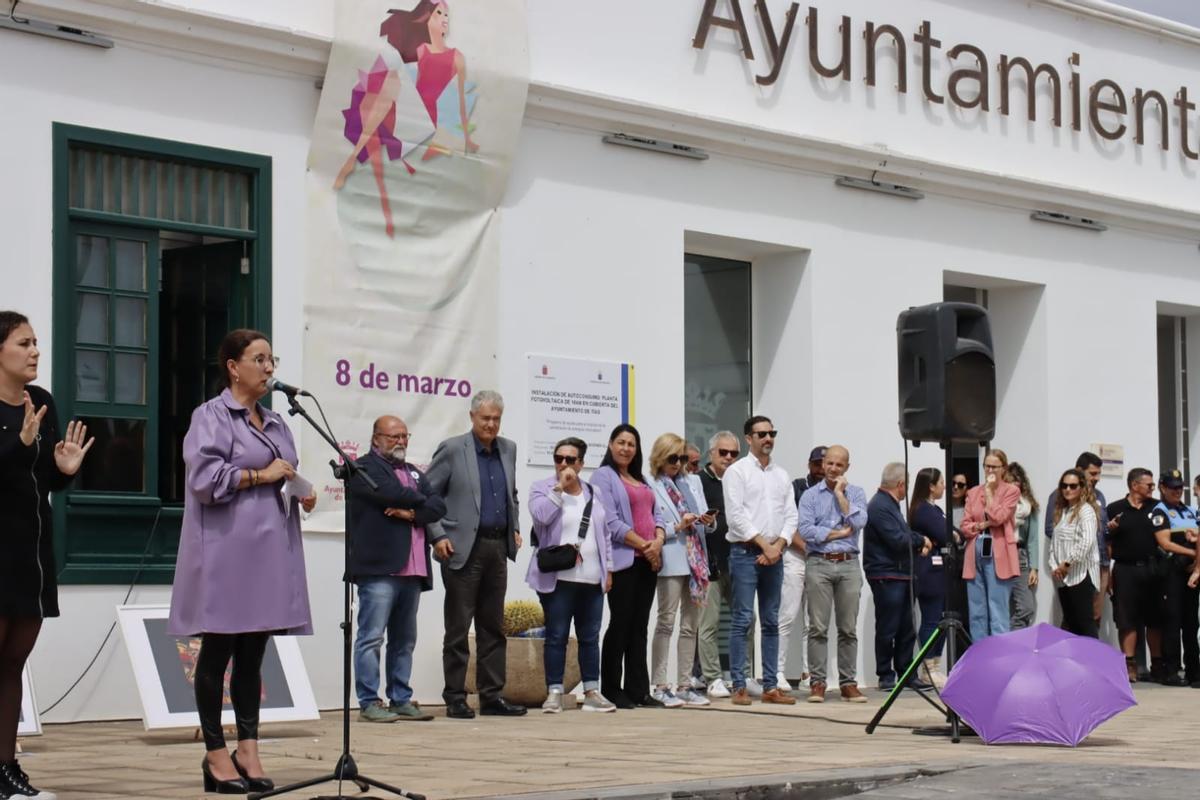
[1151, 469, 1199, 687]
[1106, 468, 1164, 683]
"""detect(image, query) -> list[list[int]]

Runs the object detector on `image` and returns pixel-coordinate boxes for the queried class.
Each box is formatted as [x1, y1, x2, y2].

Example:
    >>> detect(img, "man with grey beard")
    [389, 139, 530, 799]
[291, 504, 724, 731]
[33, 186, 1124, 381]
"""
[347, 415, 446, 722]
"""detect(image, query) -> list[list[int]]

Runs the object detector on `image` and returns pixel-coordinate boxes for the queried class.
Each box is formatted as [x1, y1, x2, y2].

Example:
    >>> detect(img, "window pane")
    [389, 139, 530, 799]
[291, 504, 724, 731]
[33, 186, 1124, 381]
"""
[114, 353, 146, 405]
[76, 417, 145, 492]
[75, 236, 109, 288]
[76, 350, 108, 402]
[76, 294, 109, 344]
[115, 240, 147, 291]
[114, 297, 147, 347]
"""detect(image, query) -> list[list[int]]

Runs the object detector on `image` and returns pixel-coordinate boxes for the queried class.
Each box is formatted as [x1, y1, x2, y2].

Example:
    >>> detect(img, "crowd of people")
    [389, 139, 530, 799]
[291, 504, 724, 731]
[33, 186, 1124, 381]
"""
[4, 317, 1200, 797]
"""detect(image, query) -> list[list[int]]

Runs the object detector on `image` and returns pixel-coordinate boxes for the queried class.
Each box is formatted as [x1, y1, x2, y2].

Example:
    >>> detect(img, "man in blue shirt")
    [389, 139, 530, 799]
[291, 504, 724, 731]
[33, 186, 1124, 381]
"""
[799, 445, 869, 703]
[1151, 469, 1199, 687]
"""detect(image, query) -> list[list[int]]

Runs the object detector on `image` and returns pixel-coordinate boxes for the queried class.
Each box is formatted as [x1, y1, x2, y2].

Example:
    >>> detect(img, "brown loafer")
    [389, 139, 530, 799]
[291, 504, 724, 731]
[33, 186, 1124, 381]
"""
[761, 687, 796, 705]
[806, 683, 826, 703]
[731, 688, 752, 705]
[840, 683, 867, 703]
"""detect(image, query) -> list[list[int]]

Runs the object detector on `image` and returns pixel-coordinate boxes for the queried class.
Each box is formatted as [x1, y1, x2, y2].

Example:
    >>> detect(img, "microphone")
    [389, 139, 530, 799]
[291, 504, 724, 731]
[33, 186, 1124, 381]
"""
[267, 377, 310, 398]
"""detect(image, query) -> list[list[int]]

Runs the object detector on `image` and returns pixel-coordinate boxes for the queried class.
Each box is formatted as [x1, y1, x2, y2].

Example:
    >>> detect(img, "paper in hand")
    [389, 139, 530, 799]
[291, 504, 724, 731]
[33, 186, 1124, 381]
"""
[281, 472, 314, 517]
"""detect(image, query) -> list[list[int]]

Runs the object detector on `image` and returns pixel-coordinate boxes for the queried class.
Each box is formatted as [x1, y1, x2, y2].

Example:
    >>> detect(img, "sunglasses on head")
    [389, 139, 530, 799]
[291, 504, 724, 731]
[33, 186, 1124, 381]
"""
[752, 430, 778, 439]
[553, 454, 580, 466]
[665, 453, 688, 465]
[717, 448, 739, 458]
[952, 481, 967, 489]
[1060, 482, 1081, 490]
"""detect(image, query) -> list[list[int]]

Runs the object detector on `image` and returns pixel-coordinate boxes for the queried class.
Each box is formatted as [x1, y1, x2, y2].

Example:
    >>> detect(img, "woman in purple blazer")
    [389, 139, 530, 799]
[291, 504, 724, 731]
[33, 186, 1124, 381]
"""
[168, 329, 316, 794]
[592, 424, 669, 709]
[526, 436, 615, 713]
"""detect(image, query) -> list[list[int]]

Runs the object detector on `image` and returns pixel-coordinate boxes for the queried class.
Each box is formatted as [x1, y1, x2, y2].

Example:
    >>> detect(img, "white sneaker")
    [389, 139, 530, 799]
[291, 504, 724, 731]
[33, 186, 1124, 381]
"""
[707, 678, 731, 698]
[651, 687, 685, 708]
[677, 688, 711, 706]
[745, 677, 764, 698]
[689, 675, 707, 691]
[776, 673, 794, 691]
[541, 689, 563, 713]
[581, 691, 616, 712]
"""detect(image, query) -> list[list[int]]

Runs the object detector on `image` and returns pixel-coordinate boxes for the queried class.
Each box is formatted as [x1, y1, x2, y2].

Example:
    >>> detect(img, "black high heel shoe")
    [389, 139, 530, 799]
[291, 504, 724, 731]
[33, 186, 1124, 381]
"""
[201, 756, 248, 794]
[231, 752, 275, 793]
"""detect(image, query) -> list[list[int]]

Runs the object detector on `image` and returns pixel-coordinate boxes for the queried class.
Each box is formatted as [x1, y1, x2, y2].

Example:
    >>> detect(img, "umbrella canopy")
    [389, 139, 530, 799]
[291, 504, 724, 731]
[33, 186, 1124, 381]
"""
[940, 623, 1136, 746]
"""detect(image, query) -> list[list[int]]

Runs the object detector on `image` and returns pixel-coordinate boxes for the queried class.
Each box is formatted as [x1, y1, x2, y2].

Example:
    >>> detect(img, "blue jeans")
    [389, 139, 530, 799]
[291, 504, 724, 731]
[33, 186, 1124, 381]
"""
[540, 580, 604, 690]
[967, 537, 1014, 642]
[728, 545, 782, 691]
[868, 578, 915, 683]
[354, 576, 422, 708]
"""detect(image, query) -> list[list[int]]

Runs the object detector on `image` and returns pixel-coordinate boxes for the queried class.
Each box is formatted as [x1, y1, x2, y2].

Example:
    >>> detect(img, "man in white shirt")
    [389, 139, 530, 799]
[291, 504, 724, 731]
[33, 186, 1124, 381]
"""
[722, 415, 798, 706]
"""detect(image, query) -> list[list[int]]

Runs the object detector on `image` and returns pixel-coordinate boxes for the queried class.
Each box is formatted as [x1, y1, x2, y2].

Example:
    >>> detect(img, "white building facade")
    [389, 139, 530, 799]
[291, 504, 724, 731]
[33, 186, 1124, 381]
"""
[3, 0, 1199, 721]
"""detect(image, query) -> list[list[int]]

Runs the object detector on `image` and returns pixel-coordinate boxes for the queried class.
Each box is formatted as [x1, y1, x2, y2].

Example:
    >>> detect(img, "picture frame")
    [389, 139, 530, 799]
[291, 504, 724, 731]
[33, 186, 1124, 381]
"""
[18, 665, 41, 737]
[116, 604, 319, 731]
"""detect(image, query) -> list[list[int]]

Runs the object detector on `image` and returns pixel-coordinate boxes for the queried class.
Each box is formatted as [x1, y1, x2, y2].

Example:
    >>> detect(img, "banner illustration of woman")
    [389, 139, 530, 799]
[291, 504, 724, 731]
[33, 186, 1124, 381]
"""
[333, 0, 479, 238]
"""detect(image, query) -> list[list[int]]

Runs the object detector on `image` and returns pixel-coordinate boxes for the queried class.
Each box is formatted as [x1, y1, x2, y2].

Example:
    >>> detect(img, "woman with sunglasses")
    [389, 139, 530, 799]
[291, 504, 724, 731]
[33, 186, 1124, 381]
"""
[908, 467, 949, 688]
[646, 433, 714, 707]
[1004, 462, 1041, 630]
[961, 449, 1021, 641]
[1049, 468, 1101, 637]
[168, 329, 317, 793]
[526, 437, 616, 713]
[593, 424, 669, 708]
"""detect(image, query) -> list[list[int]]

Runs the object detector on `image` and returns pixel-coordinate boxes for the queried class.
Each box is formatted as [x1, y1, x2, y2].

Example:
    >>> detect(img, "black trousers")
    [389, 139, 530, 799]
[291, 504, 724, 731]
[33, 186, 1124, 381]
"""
[1162, 568, 1200, 679]
[1057, 576, 1098, 638]
[442, 537, 508, 704]
[194, 632, 270, 752]
[601, 558, 657, 703]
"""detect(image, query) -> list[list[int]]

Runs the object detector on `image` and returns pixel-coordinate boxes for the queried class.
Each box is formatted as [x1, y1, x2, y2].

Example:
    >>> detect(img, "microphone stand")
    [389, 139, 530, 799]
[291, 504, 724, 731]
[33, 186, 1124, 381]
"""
[252, 391, 425, 800]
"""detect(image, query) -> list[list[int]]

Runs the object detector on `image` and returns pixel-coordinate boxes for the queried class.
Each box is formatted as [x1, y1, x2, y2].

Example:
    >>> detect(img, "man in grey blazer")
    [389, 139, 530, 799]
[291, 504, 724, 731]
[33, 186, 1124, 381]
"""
[425, 390, 526, 718]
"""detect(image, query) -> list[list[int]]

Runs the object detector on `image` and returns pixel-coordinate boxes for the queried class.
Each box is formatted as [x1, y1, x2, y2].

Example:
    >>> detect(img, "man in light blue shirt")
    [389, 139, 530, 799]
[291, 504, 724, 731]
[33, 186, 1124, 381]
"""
[798, 445, 869, 702]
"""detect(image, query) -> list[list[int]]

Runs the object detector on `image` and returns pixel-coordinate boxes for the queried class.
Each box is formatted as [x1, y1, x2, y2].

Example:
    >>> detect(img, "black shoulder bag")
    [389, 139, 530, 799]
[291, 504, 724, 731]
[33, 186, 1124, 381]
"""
[535, 485, 594, 572]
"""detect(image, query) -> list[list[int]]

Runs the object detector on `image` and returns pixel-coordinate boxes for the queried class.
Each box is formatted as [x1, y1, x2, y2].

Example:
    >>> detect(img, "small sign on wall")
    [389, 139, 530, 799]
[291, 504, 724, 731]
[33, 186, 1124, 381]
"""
[1092, 443, 1125, 479]
[527, 355, 633, 467]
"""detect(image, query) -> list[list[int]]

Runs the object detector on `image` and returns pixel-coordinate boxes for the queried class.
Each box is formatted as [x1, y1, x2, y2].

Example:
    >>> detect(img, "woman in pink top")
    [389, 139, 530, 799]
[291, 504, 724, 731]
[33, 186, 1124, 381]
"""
[961, 449, 1021, 641]
[592, 424, 668, 709]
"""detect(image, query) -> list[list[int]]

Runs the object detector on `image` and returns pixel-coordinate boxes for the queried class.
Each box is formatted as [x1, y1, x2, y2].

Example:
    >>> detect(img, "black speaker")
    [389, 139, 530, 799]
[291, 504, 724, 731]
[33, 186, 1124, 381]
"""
[897, 302, 996, 444]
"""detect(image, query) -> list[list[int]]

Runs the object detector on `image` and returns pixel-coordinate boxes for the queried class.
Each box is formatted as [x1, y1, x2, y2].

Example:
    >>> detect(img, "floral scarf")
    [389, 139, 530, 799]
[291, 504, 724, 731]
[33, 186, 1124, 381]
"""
[663, 477, 710, 604]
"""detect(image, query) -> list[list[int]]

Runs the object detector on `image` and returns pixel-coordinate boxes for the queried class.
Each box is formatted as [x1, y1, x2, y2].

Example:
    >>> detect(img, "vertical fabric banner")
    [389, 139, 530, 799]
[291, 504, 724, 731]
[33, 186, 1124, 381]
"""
[304, 1, 529, 529]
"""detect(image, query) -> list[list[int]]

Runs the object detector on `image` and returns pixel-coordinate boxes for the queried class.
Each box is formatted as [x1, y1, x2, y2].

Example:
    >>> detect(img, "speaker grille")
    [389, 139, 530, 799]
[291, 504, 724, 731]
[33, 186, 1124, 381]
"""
[945, 352, 996, 440]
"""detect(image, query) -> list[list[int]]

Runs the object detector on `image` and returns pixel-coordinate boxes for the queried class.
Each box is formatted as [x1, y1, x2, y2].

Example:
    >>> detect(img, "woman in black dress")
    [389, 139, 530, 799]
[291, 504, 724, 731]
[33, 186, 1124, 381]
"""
[0, 311, 93, 800]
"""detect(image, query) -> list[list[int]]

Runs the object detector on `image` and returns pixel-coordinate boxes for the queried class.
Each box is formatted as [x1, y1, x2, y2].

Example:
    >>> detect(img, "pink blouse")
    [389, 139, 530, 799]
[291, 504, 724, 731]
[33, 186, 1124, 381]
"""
[624, 479, 658, 549]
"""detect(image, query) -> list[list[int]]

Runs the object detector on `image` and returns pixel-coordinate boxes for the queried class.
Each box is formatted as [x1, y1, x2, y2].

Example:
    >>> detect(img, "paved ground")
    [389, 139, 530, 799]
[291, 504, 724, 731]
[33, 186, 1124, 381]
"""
[16, 682, 1199, 799]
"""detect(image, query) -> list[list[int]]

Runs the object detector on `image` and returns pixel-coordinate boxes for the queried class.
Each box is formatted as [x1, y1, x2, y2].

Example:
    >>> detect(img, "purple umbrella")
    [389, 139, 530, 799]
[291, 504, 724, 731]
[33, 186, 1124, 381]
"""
[940, 623, 1136, 746]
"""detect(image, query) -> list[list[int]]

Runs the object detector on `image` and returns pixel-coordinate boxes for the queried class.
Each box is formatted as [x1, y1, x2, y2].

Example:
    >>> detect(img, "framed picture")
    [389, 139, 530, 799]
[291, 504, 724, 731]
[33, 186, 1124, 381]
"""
[116, 604, 319, 731]
[18, 665, 41, 737]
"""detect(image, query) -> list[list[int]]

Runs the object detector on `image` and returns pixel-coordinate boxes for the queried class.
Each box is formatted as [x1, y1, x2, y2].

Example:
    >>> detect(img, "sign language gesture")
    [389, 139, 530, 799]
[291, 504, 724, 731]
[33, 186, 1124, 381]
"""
[18, 391, 48, 446]
[53, 419, 95, 476]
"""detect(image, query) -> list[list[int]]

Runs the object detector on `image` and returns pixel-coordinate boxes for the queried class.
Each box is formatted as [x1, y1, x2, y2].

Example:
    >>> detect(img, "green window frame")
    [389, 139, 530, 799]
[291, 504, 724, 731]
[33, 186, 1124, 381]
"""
[51, 123, 273, 584]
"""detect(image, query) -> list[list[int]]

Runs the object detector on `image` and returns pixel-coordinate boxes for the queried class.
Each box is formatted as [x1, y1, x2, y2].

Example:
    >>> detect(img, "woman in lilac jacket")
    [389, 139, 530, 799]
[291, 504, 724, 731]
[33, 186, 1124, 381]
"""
[168, 329, 316, 794]
[526, 436, 616, 713]
[592, 424, 669, 709]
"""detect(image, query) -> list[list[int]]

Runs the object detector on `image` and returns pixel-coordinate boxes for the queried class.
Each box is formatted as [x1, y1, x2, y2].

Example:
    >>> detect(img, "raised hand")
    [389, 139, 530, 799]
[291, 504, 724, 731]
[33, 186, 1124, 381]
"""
[19, 392, 48, 446]
[53, 419, 95, 476]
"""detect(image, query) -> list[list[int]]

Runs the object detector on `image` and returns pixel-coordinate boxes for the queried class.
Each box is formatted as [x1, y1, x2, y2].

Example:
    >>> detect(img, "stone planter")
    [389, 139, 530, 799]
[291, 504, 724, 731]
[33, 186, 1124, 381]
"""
[466, 634, 581, 706]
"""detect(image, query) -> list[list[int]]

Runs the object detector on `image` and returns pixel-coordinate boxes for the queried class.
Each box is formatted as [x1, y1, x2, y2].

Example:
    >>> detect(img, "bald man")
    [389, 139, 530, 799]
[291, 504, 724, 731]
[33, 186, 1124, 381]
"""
[347, 415, 446, 722]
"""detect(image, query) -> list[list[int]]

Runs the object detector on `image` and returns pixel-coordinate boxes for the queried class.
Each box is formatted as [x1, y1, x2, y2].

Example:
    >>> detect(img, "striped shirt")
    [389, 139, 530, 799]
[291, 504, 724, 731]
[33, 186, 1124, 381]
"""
[1049, 503, 1099, 589]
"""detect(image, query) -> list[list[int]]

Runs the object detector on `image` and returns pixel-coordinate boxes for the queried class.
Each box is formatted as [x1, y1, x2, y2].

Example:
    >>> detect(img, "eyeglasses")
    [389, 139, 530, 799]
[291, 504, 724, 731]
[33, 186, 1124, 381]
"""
[983, 463, 1003, 470]
[1060, 482, 1081, 490]
[244, 354, 280, 368]
[665, 454, 688, 465]
[553, 454, 580, 466]
[752, 430, 779, 439]
[375, 432, 410, 442]
[952, 481, 967, 489]
[716, 448, 739, 458]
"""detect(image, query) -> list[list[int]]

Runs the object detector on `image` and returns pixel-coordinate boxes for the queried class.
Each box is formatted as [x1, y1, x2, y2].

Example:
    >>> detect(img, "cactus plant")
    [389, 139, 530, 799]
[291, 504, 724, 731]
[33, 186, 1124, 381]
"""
[503, 599, 544, 637]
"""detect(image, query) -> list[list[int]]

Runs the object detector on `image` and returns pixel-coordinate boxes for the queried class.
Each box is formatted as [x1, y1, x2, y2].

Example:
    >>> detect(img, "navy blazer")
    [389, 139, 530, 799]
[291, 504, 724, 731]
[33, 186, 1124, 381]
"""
[347, 451, 447, 590]
[863, 489, 926, 579]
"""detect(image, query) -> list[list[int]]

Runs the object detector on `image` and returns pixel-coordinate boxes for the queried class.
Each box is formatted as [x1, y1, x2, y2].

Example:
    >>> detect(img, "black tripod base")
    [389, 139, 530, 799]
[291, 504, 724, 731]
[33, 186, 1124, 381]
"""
[249, 754, 425, 800]
[913, 723, 977, 738]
